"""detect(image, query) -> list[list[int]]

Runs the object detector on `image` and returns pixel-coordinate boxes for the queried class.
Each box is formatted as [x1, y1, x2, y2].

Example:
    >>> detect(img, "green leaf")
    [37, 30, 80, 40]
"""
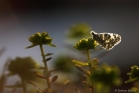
[91, 58, 98, 65]
[44, 53, 53, 56]
[47, 43, 56, 47]
[25, 44, 38, 49]
[72, 60, 88, 66]
[90, 58, 99, 70]
[125, 78, 138, 83]
[33, 72, 46, 79]
[43, 57, 52, 62]
[75, 65, 90, 75]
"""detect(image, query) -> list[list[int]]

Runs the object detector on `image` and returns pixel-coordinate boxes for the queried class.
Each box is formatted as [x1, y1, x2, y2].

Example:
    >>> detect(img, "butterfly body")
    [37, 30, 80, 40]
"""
[90, 31, 121, 50]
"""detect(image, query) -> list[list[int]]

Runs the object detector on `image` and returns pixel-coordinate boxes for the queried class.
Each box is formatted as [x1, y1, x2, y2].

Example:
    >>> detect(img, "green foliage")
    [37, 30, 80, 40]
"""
[53, 55, 74, 73]
[90, 58, 98, 69]
[75, 65, 90, 75]
[44, 53, 53, 57]
[25, 32, 56, 48]
[0, 25, 128, 93]
[72, 35, 122, 93]
[72, 60, 88, 66]
[130, 87, 139, 93]
[67, 23, 91, 39]
[126, 65, 139, 83]
[90, 64, 121, 86]
[7, 57, 39, 81]
[25, 31, 59, 93]
[73, 38, 98, 51]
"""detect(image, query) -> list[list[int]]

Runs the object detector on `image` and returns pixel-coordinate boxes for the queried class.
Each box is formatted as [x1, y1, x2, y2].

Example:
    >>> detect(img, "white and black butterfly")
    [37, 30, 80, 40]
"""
[90, 31, 121, 50]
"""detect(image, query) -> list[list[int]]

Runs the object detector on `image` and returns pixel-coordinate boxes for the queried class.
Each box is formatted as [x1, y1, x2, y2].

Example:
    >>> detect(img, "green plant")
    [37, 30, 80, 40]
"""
[7, 57, 39, 93]
[72, 37, 122, 93]
[67, 23, 91, 39]
[1, 24, 132, 93]
[25, 32, 56, 93]
[126, 65, 139, 83]
[125, 65, 139, 93]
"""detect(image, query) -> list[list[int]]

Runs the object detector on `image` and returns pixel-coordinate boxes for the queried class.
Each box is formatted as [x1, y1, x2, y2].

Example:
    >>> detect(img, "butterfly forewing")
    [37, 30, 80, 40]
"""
[90, 31, 121, 50]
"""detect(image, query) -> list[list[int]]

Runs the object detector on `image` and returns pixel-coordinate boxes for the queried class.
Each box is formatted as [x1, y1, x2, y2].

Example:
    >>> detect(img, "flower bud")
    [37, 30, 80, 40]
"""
[73, 38, 97, 51]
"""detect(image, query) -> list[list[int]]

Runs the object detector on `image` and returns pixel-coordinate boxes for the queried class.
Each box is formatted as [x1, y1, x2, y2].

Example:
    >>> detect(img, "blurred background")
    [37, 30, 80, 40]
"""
[0, 0, 139, 93]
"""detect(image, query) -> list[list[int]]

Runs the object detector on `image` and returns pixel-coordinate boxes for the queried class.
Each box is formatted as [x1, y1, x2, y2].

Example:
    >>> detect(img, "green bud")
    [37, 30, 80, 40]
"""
[41, 32, 48, 37]
[130, 65, 139, 79]
[125, 65, 139, 83]
[73, 38, 98, 51]
[28, 35, 35, 42]
[34, 32, 41, 37]
[26, 32, 56, 48]
[45, 37, 52, 44]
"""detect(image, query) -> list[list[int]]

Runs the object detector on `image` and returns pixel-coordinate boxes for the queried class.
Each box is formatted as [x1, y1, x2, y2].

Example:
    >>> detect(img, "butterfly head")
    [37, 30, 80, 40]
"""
[90, 31, 97, 38]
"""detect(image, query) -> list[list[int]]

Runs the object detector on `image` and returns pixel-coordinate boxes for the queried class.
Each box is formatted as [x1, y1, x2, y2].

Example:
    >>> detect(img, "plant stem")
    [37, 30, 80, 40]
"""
[39, 44, 52, 93]
[86, 50, 95, 93]
[21, 78, 26, 93]
[86, 50, 92, 73]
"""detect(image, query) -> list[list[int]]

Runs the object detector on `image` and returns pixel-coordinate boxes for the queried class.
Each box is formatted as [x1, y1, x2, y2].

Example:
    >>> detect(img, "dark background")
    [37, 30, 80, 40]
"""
[0, 0, 139, 92]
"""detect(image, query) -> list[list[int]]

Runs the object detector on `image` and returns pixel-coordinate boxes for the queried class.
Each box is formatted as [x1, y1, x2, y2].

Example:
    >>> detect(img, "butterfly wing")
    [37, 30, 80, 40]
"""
[90, 31, 121, 50]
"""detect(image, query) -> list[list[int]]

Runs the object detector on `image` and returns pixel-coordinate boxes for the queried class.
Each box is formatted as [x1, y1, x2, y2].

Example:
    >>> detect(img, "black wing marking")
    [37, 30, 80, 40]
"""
[90, 31, 121, 50]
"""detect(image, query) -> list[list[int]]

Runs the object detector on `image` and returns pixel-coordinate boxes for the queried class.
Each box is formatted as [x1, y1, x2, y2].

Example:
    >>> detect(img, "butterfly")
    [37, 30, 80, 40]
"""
[90, 31, 121, 50]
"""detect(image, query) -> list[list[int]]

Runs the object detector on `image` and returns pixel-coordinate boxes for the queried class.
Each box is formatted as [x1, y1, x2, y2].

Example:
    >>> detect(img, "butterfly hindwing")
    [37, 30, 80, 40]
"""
[90, 31, 121, 50]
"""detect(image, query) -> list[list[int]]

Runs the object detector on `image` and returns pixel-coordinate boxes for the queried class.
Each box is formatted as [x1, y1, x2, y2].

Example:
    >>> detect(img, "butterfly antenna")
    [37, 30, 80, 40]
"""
[88, 26, 92, 30]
